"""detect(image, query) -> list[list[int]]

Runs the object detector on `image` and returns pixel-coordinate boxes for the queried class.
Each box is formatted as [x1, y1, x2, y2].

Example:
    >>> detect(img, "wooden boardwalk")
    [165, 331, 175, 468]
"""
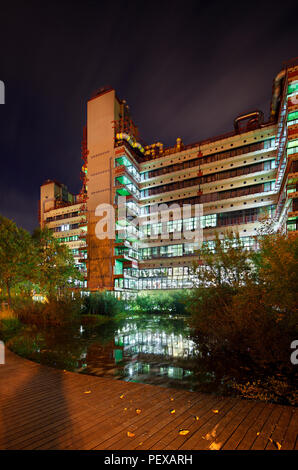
[0, 348, 296, 450]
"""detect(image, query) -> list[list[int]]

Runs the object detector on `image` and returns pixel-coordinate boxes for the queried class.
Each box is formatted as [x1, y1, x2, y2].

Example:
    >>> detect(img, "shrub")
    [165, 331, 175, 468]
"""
[130, 290, 190, 316]
[188, 231, 298, 375]
[14, 295, 81, 327]
[82, 291, 125, 317]
[230, 377, 298, 406]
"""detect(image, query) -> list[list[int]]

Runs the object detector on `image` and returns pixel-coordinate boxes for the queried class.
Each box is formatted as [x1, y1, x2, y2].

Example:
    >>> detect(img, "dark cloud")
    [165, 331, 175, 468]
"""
[0, 0, 298, 231]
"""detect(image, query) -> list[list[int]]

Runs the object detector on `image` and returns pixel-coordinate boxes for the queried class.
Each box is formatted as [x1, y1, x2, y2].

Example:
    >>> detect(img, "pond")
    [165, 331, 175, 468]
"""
[4, 314, 224, 393]
[2, 313, 296, 404]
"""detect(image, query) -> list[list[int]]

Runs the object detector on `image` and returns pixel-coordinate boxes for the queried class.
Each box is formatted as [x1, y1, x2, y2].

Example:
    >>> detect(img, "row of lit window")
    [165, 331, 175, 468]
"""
[51, 223, 79, 233]
[46, 211, 80, 222]
[140, 160, 275, 198]
[56, 235, 79, 243]
[140, 181, 275, 214]
[139, 139, 275, 181]
[114, 277, 193, 290]
[140, 236, 258, 259]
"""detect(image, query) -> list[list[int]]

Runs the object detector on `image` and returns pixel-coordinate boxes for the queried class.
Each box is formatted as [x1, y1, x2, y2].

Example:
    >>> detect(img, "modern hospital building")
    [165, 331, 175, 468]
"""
[39, 59, 298, 297]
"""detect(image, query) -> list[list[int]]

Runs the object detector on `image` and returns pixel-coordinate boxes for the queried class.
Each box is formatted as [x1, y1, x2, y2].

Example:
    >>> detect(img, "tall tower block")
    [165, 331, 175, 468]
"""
[86, 89, 121, 291]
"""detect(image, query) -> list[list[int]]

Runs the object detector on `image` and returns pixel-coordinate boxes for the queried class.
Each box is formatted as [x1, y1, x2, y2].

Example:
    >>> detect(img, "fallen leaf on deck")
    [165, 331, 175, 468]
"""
[84, 391, 91, 394]
[124, 407, 127, 411]
[268, 438, 281, 450]
[136, 408, 141, 414]
[120, 394, 125, 399]
[179, 429, 190, 436]
[212, 409, 219, 413]
[209, 441, 221, 450]
[204, 425, 218, 441]
[170, 409, 176, 414]
[170, 397, 174, 401]
[127, 431, 135, 438]
[274, 441, 282, 450]
[194, 416, 199, 421]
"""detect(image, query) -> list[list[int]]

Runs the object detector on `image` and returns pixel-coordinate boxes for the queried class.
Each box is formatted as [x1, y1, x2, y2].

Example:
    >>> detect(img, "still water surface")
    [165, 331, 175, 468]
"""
[81, 315, 198, 389]
[12, 315, 213, 391]
[5, 314, 296, 404]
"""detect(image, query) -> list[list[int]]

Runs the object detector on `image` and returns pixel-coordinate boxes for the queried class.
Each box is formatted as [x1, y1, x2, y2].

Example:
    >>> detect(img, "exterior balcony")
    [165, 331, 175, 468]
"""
[287, 125, 298, 138]
[114, 165, 126, 178]
[287, 172, 298, 184]
[115, 183, 132, 197]
[115, 163, 140, 186]
[123, 259, 138, 270]
[78, 219, 87, 228]
[78, 250, 88, 263]
[116, 220, 142, 242]
[114, 238, 132, 248]
[114, 175, 140, 199]
[113, 272, 124, 279]
[288, 210, 298, 218]
[114, 247, 139, 263]
[288, 191, 298, 199]
[78, 229, 88, 239]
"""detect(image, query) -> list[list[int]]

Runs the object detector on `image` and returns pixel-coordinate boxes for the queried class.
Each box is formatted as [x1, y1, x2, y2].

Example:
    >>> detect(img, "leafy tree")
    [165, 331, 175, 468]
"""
[252, 232, 298, 323]
[0, 216, 36, 305]
[191, 231, 254, 290]
[187, 229, 298, 373]
[32, 227, 82, 299]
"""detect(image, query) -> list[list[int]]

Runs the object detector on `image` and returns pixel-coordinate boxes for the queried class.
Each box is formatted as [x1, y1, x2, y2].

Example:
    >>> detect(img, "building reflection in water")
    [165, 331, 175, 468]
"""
[110, 320, 197, 385]
[115, 323, 195, 358]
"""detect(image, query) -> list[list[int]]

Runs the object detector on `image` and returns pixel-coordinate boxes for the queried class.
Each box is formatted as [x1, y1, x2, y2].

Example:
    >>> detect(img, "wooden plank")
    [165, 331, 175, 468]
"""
[93, 390, 202, 450]
[180, 398, 255, 450]
[0, 348, 295, 451]
[4, 382, 151, 450]
[280, 408, 298, 450]
[251, 405, 284, 450]
[222, 401, 266, 450]
[148, 396, 229, 450]
[265, 406, 295, 450]
[124, 394, 217, 451]
[236, 403, 275, 450]
[165, 397, 236, 450]
[22, 383, 168, 450]
[56, 388, 187, 450]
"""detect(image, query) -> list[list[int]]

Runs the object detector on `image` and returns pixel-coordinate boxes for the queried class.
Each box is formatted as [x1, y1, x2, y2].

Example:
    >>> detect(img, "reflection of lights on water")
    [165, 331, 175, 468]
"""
[115, 322, 195, 359]
[80, 325, 84, 334]
[124, 362, 192, 381]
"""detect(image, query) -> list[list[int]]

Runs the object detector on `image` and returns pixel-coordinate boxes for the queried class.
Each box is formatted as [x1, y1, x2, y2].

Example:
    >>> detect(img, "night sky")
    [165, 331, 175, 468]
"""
[1, 0, 298, 232]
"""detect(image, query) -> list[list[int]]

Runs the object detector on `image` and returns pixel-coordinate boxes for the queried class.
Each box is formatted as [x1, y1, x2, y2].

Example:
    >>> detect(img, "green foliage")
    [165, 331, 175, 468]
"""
[82, 291, 125, 317]
[192, 231, 254, 289]
[0, 215, 82, 303]
[31, 227, 82, 298]
[0, 216, 37, 303]
[0, 318, 22, 341]
[188, 230, 298, 374]
[130, 290, 190, 316]
[15, 295, 82, 327]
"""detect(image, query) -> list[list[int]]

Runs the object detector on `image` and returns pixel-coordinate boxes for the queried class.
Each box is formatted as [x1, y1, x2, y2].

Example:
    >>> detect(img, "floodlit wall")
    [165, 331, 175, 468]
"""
[87, 90, 120, 290]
